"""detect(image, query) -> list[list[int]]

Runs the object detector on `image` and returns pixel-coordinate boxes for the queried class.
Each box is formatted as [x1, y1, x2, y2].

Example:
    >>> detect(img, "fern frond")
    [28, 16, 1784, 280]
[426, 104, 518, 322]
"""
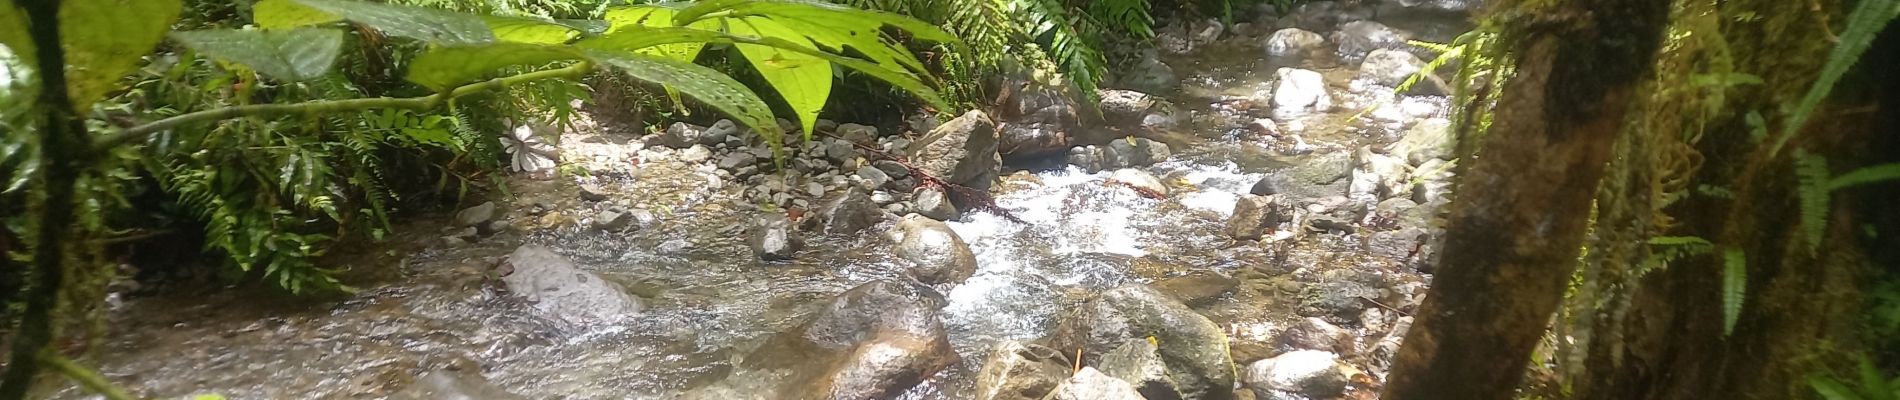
[1769, 0, 1900, 156]
[1828, 163, 1900, 191]
[1722, 248, 1746, 336]
[1796, 149, 1831, 255]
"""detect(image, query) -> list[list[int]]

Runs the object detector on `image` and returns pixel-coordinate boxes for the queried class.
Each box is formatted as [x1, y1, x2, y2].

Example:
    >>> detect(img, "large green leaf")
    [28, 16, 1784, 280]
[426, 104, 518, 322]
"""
[603, 5, 717, 62]
[581, 27, 947, 111]
[406, 43, 584, 90]
[293, 0, 494, 45]
[675, 0, 952, 75]
[62, 0, 186, 110]
[172, 28, 344, 82]
[0, 3, 31, 71]
[482, 15, 578, 44]
[254, 0, 342, 29]
[729, 16, 830, 138]
[588, 51, 783, 147]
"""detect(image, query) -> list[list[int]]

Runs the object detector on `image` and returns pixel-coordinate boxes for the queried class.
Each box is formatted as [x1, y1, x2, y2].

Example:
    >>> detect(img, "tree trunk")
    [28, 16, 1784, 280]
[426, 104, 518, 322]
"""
[1379, 1, 1669, 398]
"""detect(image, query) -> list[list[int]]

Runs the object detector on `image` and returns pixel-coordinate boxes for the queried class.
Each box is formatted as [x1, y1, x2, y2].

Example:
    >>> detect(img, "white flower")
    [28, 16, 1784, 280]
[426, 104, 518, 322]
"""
[502, 120, 558, 173]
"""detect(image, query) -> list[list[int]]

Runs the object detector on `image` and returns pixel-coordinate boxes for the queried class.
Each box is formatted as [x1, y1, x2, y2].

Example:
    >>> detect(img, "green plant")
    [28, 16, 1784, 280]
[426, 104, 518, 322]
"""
[841, 0, 1153, 105]
[1770, 0, 1900, 156]
[1810, 356, 1899, 400]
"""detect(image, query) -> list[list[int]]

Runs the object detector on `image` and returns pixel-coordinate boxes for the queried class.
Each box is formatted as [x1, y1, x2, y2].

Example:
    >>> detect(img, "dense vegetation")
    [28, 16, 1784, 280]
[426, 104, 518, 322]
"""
[0, 0, 1896, 398]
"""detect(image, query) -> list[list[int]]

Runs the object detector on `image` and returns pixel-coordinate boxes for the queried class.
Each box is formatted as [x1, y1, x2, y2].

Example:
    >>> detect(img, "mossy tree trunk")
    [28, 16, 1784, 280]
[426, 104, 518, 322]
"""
[1379, 0, 1670, 398]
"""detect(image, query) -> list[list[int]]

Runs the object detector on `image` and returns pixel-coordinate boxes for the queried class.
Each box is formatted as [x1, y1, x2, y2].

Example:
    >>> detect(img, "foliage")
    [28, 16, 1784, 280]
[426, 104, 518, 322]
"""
[1722, 248, 1746, 336]
[1770, 0, 1900, 156]
[1809, 356, 1899, 400]
[840, 0, 1153, 106]
[1796, 149, 1831, 256]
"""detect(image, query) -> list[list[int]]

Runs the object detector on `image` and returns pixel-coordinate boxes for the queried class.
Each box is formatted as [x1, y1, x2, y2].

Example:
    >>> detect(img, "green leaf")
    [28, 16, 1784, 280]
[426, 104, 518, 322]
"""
[292, 0, 494, 45]
[675, 0, 942, 75]
[729, 16, 830, 139]
[1771, 0, 1900, 156]
[603, 5, 717, 62]
[171, 28, 344, 82]
[1722, 248, 1746, 336]
[254, 0, 342, 29]
[1810, 375, 1856, 400]
[1860, 357, 1893, 400]
[406, 43, 584, 91]
[588, 51, 783, 149]
[581, 27, 946, 111]
[1828, 163, 1900, 191]
[61, 0, 186, 110]
[482, 15, 579, 44]
[1796, 149, 1832, 255]
[0, 3, 32, 71]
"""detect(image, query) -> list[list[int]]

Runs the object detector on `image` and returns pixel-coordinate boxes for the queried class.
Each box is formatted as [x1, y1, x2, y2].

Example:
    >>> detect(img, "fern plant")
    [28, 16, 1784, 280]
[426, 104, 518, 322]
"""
[1809, 356, 1900, 400]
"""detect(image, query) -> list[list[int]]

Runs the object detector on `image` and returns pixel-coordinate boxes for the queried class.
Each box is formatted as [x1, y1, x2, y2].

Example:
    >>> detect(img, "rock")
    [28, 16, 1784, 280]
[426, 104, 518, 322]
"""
[1278, 317, 1351, 353]
[718, 151, 758, 170]
[1097, 339, 1179, 400]
[1256, 151, 1353, 201]
[1270, 68, 1332, 118]
[657, 122, 706, 149]
[814, 187, 882, 234]
[455, 201, 497, 227]
[998, 82, 1087, 159]
[911, 110, 1002, 193]
[816, 119, 840, 133]
[856, 166, 892, 190]
[1358, 48, 1425, 86]
[1049, 285, 1236, 400]
[578, 184, 609, 202]
[442, 227, 478, 245]
[1282, 1, 1373, 31]
[500, 245, 644, 324]
[743, 280, 956, 400]
[1263, 28, 1326, 59]
[1190, 18, 1225, 46]
[1226, 194, 1292, 240]
[974, 341, 1069, 400]
[1242, 350, 1348, 399]
[888, 214, 978, 285]
[1109, 168, 1169, 196]
[1108, 137, 1173, 167]
[1122, 57, 1179, 95]
[680, 145, 712, 163]
[656, 238, 693, 255]
[912, 188, 959, 221]
[592, 209, 635, 232]
[1389, 118, 1455, 165]
[1333, 20, 1410, 61]
[1098, 90, 1161, 126]
[1057, 368, 1146, 400]
[1349, 146, 1409, 203]
[702, 119, 743, 146]
[1412, 158, 1455, 205]
[1154, 270, 1242, 307]
[1297, 269, 1384, 324]
[1066, 146, 1110, 172]
[839, 123, 879, 144]
[1378, 0, 1478, 15]
[806, 181, 826, 198]
[391, 370, 527, 400]
[1155, 24, 1196, 55]
[748, 214, 804, 261]
[825, 140, 858, 164]
[874, 160, 911, 179]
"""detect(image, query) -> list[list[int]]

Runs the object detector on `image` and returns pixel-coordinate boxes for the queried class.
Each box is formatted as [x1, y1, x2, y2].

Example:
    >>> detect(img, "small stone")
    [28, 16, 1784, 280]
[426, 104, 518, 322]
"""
[856, 166, 892, 190]
[870, 190, 898, 205]
[455, 201, 497, 227]
[748, 214, 804, 261]
[703, 119, 743, 146]
[874, 160, 910, 179]
[824, 140, 857, 164]
[578, 185, 609, 202]
[1264, 28, 1326, 59]
[1226, 194, 1292, 240]
[913, 188, 958, 221]
[718, 152, 758, 170]
[680, 145, 712, 163]
[656, 238, 693, 254]
[806, 181, 826, 197]
[838, 123, 879, 144]
[815, 119, 840, 133]
[593, 210, 634, 231]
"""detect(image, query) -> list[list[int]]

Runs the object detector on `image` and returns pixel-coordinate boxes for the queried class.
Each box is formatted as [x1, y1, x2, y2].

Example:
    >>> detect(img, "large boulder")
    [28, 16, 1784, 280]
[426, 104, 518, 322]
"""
[742, 281, 957, 400]
[1226, 194, 1293, 241]
[974, 341, 1070, 400]
[1056, 368, 1146, 400]
[1098, 338, 1182, 399]
[1348, 146, 1410, 204]
[888, 214, 979, 286]
[1263, 28, 1327, 59]
[500, 245, 644, 324]
[1067, 138, 1172, 173]
[1121, 57, 1179, 95]
[1387, 118, 1455, 165]
[1269, 68, 1332, 118]
[1253, 151, 1353, 201]
[1332, 21, 1411, 61]
[1097, 90, 1163, 126]
[749, 213, 805, 261]
[1242, 350, 1350, 399]
[998, 83, 1088, 160]
[911, 110, 1002, 192]
[1358, 48, 1425, 87]
[1049, 285, 1236, 400]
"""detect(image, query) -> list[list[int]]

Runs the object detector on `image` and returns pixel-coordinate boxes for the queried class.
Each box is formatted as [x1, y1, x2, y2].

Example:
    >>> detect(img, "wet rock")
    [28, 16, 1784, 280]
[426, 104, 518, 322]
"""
[680, 145, 713, 163]
[656, 238, 693, 255]
[1257, 151, 1352, 201]
[718, 151, 758, 170]
[592, 209, 636, 232]
[1057, 368, 1146, 400]
[1278, 317, 1351, 354]
[912, 188, 959, 221]
[1098, 339, 1179, 400]
[748, 213, 804, 261]
[1110, 137, 1172, 166]
[998, 82, 1087, 159]
[1263, 28, 1326, 59]
[813, 187, 882, 234]
[911, 110, 1001, 192]
[1226, 194, 1293, 240]
[1281, 1, 1374, 31]
[838, 123, 879, 144]
[1156, 24, 1197, 55]
[1109, 168, 1169, 196]
[1296, 269, 1384, 324]
[888, 214, 979, 285]
[974, 341, 1069, 400]
[655, 122, 706, 149]
[1098, 90, 1161, 125]
[1067, 146, 1110, 172]
[1153, 270, 1242, 306]
[1358, 48, 1425, 87]
[1332, 20, 1411, 61]
[500, 245, 644, 324]
[392, 370, 527, 400]
[1270, 68, 1332, 117]
[873, 160, 911, 180]
[578, 184, 609, 202]
[1190, 18, 1225, 46]
[1122, 57, 1179, 95]
[745, 280, 956, 400]
[455, 201, 497, 227]
[856, 166, 892, 190]
[1049, 285, 1236, 400]
[1388, 118, 1455, 165]
[1242, 350, 1348, 399]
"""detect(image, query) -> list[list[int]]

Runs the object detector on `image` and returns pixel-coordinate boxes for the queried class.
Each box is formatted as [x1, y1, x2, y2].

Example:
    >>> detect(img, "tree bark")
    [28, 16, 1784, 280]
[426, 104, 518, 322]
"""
[1380, 1, 1669, 399]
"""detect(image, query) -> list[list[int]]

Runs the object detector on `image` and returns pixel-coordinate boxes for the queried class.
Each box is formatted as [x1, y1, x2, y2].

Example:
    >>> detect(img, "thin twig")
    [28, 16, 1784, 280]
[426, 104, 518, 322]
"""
[1358, 296, 1412, 316]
